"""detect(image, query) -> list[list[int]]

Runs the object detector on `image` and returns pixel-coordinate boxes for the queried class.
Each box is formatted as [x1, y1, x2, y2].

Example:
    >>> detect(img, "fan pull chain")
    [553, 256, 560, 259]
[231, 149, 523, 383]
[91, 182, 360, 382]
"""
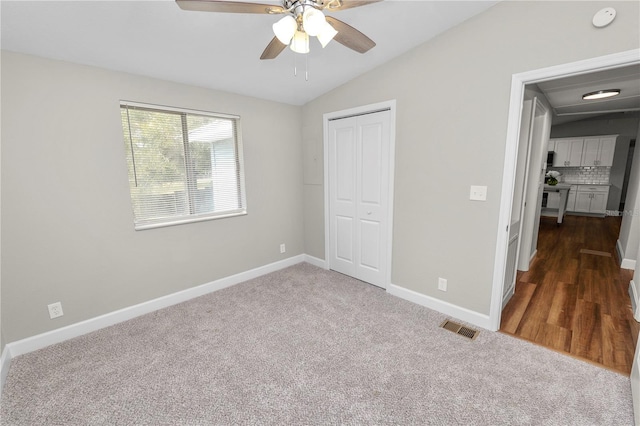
[292, 53, 309, 81]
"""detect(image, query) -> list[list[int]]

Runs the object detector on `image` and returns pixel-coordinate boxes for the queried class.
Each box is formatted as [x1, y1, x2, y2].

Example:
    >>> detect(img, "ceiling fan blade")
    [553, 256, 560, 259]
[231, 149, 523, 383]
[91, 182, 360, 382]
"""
[260, 37, 287, 60]
[176, 0, 284, 14]
[325, 16, 376, 54]
[322, 0, 382, 11]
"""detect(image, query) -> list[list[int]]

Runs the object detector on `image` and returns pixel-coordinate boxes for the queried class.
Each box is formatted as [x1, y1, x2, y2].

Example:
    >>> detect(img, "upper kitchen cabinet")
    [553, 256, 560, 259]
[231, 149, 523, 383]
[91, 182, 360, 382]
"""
[549, 135, 618, 167]
[553, 139, 584, 167]
[581, 136, 617, 167]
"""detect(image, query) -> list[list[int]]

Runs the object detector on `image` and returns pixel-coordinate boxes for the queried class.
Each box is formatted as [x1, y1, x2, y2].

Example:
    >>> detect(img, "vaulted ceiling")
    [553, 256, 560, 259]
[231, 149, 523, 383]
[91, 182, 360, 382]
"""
[1, 0, 498, 105]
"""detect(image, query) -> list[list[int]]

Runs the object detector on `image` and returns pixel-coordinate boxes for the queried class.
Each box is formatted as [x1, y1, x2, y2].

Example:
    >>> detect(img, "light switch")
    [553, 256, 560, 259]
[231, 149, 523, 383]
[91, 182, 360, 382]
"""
[470, 185, 487, 201]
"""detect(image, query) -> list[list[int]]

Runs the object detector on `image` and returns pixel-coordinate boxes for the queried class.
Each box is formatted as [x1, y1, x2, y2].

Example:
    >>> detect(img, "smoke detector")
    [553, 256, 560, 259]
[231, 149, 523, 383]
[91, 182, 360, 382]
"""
[592, 7, 616, 28]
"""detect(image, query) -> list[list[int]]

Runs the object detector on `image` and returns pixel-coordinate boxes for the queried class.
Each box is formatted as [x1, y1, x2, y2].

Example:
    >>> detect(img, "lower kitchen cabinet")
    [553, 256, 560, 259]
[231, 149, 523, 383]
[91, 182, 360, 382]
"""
[571, 185, 609, 214]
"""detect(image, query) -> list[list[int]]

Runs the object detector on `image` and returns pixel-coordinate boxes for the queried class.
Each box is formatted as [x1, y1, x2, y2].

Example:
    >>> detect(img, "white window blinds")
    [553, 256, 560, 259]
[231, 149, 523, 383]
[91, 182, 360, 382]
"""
[120, 102, 246, 230]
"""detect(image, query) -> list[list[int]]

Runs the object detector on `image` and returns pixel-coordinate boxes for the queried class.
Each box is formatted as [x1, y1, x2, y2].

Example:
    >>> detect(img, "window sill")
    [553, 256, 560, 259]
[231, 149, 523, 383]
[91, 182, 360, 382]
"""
[134, 210, 247, 231]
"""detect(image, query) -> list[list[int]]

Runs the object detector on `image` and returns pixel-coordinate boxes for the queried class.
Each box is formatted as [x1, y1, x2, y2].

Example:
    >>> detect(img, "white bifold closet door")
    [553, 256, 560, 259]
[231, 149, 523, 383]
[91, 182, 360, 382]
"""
[328, 110, 391, 288]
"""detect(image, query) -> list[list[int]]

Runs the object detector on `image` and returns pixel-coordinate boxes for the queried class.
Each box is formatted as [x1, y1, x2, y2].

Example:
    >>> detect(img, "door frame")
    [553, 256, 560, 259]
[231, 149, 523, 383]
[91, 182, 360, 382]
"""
[489, 48, 640, 331]
[323, 100, 397, 289]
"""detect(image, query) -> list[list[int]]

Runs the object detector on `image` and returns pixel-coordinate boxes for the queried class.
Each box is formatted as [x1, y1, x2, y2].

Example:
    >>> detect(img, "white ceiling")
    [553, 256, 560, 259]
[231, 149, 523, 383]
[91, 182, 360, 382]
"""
[1, 0, 499, 105]
[536, 64, 640, 124]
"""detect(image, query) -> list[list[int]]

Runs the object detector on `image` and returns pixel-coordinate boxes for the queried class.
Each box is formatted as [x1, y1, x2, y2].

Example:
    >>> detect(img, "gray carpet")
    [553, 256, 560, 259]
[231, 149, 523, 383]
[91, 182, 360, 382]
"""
[1, 263, 634, 425]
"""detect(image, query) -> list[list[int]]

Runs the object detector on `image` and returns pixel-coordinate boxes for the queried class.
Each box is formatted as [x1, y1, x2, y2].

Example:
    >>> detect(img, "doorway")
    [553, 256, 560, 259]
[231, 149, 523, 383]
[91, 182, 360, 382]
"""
[490, 49, 640, 331]
[494, 50, 640, 374]
[323, 100, 396, 289]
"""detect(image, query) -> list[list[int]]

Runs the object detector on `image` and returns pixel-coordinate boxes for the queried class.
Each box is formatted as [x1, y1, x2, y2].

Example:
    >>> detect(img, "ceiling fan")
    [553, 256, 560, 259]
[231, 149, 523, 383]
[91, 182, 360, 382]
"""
[176, 0, 380, 60]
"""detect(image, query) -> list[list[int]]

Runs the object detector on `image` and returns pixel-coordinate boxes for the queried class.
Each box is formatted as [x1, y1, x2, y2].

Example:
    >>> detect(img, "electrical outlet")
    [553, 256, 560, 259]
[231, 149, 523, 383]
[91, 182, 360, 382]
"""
[438, 277, 447, 292]
[48, 302, 64, 319]
[280, 243, 286, 254]
[470, 185, 487, 201]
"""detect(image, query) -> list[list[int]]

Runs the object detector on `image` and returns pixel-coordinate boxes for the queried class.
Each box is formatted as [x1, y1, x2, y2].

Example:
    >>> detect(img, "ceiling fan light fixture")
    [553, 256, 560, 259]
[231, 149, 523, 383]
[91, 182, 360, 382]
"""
[273, 15, 297, 45]
[317, 22, 338, 47]
[290, 30, 310, 54]
[582, 89, 621, 100]
[302, 8, 327, 37]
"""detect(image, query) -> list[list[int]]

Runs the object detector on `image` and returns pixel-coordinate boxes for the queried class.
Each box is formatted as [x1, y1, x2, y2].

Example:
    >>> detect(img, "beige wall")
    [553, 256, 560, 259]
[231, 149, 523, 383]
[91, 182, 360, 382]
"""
[302, 1, 640, 314]
[1, 52, 304, 343]
[2, 1, 639, 346]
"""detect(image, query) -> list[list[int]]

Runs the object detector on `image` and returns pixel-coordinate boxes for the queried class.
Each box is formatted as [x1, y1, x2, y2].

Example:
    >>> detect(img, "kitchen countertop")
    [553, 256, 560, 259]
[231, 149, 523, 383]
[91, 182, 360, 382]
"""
[544, 183, 572, 191]
[561, 183, 611, 186]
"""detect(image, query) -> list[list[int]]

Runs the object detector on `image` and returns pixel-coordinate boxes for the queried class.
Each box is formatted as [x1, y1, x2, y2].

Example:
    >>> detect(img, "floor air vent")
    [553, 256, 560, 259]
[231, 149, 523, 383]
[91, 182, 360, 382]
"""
[440, 320, 479, 340]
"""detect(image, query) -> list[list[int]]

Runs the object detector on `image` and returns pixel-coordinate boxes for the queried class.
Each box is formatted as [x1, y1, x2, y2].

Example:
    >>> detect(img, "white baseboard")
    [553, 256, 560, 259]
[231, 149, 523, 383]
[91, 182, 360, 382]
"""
[0, 346, 12, 394]
[303, 254, 326, 269]
[630, 280, 640, 322]
[387, 283, 493, 331]
[617, 239, 637, 270]
[1, 255, 492, 394]
[5, 255, 307, 361]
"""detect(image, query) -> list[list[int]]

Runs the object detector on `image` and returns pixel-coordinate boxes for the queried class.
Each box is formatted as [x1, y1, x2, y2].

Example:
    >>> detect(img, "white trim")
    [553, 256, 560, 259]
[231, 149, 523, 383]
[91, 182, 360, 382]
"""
[303, 254, 327, 269]
[323, 100, 397, 289]
[120, 100, 240, 120]
[5, 255, 306, 359]
[617, 238, 625, 264]
[134, 210, 248, 231]
[502, 290, 514, 309]
[0, 346, 11, 394]
[630, 280, 640, 322]
[490, 49, 640, 332]
[617, 238, 637, 270]
[388, 283, 492, 330]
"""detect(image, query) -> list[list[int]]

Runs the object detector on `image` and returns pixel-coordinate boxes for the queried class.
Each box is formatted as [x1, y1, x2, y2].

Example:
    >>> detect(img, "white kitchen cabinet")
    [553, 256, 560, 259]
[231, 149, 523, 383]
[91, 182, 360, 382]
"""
[553, 139, 583, 167]
[573, 185, 610, 214]
[574, 192, 593, 212]
[581, 136, 616, 166]
[547, 140, 556, 152]
[590, 192, 608, 214]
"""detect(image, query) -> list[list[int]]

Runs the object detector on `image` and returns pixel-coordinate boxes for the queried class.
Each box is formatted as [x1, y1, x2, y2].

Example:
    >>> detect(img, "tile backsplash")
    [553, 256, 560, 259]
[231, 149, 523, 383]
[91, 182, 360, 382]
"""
[549, 166, 610, 185]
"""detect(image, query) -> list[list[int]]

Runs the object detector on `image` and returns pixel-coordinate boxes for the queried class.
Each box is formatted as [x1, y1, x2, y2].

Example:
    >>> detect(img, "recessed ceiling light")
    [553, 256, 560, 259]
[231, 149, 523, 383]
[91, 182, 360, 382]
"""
[582, 89, 621, 100]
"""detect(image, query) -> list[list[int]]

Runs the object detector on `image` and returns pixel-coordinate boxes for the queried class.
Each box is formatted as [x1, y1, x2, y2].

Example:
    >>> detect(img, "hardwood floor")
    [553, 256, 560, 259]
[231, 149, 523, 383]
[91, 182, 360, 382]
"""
[500, 214, 639, 375]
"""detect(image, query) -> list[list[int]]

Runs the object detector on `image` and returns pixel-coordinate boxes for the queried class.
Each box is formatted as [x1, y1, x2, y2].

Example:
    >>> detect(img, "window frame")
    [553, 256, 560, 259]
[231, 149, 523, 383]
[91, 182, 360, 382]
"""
[120, 101, 247, 230]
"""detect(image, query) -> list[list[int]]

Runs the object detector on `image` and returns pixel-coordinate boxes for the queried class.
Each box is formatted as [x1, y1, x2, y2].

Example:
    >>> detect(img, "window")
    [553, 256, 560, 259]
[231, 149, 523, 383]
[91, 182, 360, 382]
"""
[120, 102, 246, 230]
